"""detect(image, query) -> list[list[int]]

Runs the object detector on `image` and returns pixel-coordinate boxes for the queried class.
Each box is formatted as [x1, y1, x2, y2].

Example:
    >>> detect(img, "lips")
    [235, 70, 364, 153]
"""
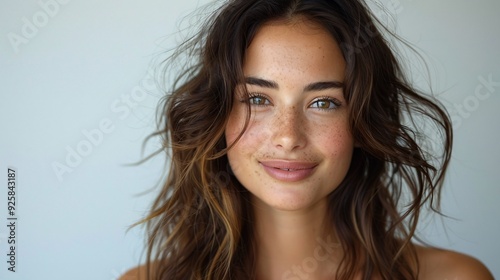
[259, 160, 318, 182]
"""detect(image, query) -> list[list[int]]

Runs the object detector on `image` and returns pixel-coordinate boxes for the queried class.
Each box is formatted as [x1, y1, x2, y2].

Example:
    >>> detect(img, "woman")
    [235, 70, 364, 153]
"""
[122, 0, 493, 279]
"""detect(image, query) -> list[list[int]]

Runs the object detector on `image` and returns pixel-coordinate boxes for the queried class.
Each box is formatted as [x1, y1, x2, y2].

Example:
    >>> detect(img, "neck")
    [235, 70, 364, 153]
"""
[252, 197, 342, 280]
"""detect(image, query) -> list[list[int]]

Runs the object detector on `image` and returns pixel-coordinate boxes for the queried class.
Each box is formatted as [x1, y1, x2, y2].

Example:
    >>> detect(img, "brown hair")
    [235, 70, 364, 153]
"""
[139, 0, 453, 279]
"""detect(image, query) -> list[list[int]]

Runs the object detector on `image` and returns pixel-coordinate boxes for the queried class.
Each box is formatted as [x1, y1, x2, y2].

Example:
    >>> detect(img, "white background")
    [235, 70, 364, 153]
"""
[0, 0, 498, 279]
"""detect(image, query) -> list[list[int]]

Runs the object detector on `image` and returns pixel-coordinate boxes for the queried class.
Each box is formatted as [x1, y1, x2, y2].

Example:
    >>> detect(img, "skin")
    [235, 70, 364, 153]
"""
[120, 18, 494, 280]
[225, 18, 352, 279]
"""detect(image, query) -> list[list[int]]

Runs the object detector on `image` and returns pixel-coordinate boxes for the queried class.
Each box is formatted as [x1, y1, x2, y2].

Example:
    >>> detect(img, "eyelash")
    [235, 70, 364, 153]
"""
[240, 93, 342, 111]
[241, 93, 271, 106]
[309, 96, 342, 111]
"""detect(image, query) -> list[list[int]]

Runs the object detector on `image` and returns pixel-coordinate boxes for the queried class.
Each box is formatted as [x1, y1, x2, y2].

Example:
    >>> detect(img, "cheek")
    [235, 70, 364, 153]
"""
[225, 104, 267, 149]
[226, 115, 272, 179]
[225, 106, 246, 146]
[226, 122, 266, 158]
[315, 120, 354, 158]
[226, 107, 255, 166]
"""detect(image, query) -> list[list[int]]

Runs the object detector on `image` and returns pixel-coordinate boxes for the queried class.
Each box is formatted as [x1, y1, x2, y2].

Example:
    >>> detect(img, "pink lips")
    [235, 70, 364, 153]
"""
[259, 160, 317, 182]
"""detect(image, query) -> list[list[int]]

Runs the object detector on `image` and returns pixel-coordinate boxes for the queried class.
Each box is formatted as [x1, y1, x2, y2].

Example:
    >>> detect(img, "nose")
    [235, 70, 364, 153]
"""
[271, 107, 307, 151]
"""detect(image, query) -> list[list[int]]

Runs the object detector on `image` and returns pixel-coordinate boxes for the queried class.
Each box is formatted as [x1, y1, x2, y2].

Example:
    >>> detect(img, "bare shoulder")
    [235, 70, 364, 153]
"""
[416, 245, 494, 280]
[118, 264, 148, 280]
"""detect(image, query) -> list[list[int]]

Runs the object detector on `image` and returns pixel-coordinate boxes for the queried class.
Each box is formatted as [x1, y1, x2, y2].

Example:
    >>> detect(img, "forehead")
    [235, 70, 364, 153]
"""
[243, 19, 346, 82]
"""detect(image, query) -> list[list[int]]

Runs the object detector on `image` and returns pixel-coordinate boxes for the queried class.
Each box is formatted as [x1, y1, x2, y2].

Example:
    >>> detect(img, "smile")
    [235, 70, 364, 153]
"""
[259, 160, 318, 182]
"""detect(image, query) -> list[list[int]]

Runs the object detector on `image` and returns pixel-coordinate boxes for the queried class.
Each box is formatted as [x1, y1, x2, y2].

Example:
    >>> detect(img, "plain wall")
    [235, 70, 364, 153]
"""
[0, 0, 498, 279]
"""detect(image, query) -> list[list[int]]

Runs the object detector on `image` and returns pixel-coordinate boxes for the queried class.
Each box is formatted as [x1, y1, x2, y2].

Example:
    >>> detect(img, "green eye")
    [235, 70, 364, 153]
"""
[310, 98, 340, 110]
[249, 95, 270, 106]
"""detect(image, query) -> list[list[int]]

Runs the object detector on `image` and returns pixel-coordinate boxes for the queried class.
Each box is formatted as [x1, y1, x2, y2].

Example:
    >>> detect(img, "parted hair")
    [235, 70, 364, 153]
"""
[139, 0, 453, 279]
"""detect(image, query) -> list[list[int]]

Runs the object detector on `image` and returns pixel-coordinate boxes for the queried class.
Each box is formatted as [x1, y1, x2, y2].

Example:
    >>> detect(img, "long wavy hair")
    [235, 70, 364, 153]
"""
[139, 0, 453, 279]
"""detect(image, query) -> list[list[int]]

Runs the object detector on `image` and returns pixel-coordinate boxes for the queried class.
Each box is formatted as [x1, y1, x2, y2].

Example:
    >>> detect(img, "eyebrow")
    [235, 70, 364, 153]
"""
[245, 77, 279, 89]
[244, 76, 344, 92]
[304, 81, 344, 91]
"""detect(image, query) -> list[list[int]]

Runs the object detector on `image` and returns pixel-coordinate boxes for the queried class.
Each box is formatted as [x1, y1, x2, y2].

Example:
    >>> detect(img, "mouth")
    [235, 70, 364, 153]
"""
[259, 160, 318, 182]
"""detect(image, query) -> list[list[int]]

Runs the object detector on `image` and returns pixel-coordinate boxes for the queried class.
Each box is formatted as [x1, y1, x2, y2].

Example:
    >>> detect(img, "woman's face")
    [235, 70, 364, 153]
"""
[225, 19, 354, 211]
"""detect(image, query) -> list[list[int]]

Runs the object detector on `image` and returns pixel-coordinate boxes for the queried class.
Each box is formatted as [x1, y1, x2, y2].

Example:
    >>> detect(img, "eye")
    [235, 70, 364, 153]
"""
[248, 94, 271, 106]
[309, 98, 341, 110]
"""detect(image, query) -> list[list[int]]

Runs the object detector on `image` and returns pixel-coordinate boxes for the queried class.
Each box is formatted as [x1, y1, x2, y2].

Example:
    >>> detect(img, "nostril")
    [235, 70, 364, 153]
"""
[271, 115, 307, 151]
